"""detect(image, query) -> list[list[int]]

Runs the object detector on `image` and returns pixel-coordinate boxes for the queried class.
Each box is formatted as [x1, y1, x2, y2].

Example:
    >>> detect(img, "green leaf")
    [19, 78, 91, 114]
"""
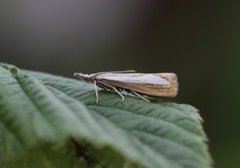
[0, 63, 212, 168]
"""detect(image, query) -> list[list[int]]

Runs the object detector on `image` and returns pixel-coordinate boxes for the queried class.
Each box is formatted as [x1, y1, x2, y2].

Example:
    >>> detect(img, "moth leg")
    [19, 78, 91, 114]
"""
[98, 81, 125, 102]
[112, 87, 125, 102]
[93, 81, 99, 104]
[132, 91, 150, 102]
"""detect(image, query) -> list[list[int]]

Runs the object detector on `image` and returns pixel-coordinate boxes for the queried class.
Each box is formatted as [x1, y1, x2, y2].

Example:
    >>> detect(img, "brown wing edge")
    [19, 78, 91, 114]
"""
[159, 73, 178, 97]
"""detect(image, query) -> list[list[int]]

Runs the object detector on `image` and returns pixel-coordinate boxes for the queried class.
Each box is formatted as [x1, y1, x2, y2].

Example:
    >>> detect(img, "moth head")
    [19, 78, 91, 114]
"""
[74, 73, 94, 82]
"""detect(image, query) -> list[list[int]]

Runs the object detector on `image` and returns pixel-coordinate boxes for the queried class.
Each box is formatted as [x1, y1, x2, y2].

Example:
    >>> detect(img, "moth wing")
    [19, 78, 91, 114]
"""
[96, 73, 178, 97]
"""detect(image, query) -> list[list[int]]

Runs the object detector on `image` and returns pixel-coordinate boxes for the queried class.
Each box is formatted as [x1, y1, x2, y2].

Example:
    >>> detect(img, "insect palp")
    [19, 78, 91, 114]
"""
[74, 72, 88, 78]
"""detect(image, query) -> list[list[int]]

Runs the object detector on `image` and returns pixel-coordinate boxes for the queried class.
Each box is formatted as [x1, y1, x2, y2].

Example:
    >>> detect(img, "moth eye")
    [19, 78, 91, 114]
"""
[73, 73, 79, 76]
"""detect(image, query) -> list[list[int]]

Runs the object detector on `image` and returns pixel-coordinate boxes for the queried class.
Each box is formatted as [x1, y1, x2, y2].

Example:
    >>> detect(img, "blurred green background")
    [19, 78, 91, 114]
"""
[0, 1, 239, 167]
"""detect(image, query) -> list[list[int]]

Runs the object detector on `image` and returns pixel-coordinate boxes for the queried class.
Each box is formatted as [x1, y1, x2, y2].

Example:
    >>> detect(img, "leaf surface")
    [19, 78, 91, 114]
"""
[0, 63, 212, 168]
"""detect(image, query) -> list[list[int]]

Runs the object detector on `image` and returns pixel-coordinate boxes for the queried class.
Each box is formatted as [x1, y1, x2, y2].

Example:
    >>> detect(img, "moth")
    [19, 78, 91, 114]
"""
[74, 70, 178, 103]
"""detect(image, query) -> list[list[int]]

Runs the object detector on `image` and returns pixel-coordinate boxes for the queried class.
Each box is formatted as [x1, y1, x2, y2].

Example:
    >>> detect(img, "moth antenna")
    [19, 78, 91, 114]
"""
[92, 70, 136, 76]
